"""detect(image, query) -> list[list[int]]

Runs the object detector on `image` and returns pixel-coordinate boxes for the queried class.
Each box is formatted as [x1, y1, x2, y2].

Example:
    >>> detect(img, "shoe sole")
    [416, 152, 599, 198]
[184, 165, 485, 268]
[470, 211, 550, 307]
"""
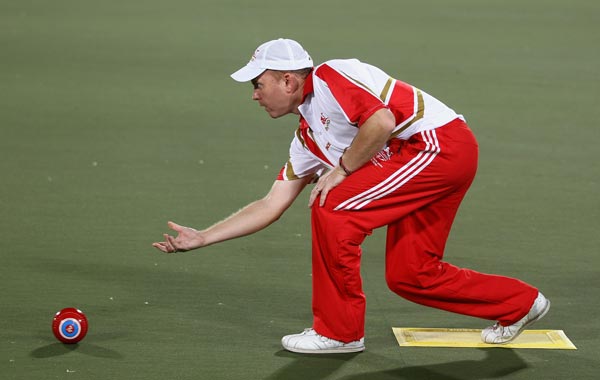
[283, 345, 365, 354]
[502, 298, 551, 344]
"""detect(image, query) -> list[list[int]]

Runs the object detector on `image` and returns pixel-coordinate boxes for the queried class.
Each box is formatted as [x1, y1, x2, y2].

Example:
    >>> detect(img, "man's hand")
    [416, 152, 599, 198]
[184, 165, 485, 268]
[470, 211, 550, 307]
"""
[308, 167, 347, 208]
[152, 221, 205, 253]
[307, 108, 396, 209]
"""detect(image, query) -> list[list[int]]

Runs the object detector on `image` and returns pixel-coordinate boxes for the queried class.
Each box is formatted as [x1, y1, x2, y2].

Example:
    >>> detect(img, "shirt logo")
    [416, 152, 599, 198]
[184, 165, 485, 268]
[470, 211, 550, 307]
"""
[371, 147, 393, 168]
[320, 113, 331, 130]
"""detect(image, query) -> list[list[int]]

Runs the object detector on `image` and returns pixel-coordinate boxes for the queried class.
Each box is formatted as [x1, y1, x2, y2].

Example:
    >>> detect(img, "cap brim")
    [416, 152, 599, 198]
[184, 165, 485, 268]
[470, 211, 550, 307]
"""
[230, 66, 266, 82]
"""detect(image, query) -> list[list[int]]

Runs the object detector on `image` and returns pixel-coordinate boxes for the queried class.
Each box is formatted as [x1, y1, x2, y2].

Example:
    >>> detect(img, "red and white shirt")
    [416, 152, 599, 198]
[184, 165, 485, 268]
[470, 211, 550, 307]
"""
[278, 59, 462, 181]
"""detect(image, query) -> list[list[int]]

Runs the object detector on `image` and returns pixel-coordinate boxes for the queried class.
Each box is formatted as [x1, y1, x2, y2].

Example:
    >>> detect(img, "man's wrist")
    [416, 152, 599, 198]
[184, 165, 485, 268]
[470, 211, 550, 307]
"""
[339, 156, 354, 176]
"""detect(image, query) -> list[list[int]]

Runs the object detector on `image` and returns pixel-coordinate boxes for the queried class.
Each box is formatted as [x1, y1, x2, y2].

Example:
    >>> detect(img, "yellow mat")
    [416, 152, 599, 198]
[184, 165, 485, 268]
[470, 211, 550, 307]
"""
[392, 328, 577, 350]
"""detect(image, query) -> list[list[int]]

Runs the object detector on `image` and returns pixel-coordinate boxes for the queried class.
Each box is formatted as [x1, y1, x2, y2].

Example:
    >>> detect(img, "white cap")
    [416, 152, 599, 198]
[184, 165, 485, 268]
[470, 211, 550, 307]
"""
[230, 38, 313, 82]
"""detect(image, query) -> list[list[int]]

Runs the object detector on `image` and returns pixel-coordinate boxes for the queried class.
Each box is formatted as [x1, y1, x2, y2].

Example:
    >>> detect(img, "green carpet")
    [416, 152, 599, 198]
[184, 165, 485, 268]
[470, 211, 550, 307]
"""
[1, 0, 599, 379]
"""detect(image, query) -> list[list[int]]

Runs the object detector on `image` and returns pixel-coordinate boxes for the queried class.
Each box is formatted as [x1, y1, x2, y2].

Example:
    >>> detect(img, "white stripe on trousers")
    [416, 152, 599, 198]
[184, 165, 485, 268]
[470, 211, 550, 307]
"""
[335, 129, 441, 211]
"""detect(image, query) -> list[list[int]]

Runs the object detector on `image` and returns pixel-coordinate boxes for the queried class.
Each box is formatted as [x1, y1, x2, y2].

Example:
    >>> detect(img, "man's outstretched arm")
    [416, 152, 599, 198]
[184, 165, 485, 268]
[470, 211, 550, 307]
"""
[152, 177, 312, 253]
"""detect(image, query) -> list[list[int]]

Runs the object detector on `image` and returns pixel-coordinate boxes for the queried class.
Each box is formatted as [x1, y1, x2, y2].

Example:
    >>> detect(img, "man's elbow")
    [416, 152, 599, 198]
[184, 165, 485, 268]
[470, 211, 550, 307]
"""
[380, 108, 397, 134]
[259, 196, 290, 224]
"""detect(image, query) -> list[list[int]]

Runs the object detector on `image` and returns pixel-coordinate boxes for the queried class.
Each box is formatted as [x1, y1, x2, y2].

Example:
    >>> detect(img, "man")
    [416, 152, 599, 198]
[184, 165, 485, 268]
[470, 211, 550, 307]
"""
[153, 38, 550, 354]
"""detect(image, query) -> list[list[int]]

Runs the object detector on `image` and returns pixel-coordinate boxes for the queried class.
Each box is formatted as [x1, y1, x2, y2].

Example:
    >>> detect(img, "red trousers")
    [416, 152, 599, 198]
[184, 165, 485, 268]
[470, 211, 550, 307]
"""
[311, 119, 538, 343]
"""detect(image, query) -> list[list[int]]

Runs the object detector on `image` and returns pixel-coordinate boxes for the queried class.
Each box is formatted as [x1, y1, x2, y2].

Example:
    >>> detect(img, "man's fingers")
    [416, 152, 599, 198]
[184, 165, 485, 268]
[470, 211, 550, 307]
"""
[161, 234, 176, 252]
[308, 192, 316, 207]
[154, 222, 187, 253]
[166, 234, 182, 253]
[167, 221, 182, 231]
[152, 242, 169, 253]
[319, 188, 329, 207]
[152, 242, 164, 251]
[308, 186, 322, 208]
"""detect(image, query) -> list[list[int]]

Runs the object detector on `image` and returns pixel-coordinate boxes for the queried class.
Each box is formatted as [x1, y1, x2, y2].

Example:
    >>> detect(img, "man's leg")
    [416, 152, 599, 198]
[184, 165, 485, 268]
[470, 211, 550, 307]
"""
[311, 203, 369, 343]
[384, 188, 539, 325]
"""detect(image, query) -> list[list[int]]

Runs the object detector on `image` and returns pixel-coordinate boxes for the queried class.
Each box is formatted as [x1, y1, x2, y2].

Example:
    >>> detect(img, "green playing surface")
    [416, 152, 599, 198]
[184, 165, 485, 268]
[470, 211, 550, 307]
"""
[1, 0, 599, 379]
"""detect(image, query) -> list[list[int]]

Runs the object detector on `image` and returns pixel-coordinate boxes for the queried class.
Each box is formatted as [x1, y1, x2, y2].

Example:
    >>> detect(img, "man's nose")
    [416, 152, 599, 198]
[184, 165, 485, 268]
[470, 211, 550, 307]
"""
[252, 90, 260, 100]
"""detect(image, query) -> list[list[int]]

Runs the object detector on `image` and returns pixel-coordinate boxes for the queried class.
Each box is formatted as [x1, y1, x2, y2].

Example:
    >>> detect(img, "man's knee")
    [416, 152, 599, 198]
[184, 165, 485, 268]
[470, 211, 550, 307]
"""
[386, 257, 444, 292]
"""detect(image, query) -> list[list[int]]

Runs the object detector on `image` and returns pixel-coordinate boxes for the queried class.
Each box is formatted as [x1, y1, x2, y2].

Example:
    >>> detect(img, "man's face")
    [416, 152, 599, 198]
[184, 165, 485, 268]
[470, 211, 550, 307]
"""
[251, 70, 296, 118]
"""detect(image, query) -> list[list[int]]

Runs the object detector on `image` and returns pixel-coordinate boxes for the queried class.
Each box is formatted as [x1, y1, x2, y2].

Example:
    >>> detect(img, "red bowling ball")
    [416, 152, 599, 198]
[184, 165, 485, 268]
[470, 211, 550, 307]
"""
[52, 308, 88, 344]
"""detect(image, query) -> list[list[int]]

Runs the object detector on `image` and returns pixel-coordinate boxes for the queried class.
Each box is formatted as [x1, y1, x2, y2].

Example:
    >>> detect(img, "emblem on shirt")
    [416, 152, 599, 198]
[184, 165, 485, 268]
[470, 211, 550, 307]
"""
[320, 113, 331, 130]
[371, 147, 393, 168]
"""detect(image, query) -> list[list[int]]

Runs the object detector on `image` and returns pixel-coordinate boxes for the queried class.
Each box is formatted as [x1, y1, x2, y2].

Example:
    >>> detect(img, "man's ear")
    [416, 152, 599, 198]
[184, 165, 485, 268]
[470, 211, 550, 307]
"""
[283, 73, 299, 93]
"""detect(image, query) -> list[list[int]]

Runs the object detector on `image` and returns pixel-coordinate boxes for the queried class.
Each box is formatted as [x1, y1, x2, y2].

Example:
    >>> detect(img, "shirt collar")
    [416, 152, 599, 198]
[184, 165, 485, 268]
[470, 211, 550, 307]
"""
[301, 70, 314, 104]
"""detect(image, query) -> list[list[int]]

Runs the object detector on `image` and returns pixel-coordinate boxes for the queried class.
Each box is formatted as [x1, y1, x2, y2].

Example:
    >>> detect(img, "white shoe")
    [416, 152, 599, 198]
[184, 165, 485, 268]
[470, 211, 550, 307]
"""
[481, 292, 551, 344]
[281, 328, 365, 354]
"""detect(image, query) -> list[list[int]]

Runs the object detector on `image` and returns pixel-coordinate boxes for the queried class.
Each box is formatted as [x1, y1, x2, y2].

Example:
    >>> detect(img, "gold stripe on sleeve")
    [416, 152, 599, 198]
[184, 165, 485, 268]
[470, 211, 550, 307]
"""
[379, 77, 393, 102]
[285, 159, 299, 180]
[296, 127, 307, 149]
[340, 70, 376, 96]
